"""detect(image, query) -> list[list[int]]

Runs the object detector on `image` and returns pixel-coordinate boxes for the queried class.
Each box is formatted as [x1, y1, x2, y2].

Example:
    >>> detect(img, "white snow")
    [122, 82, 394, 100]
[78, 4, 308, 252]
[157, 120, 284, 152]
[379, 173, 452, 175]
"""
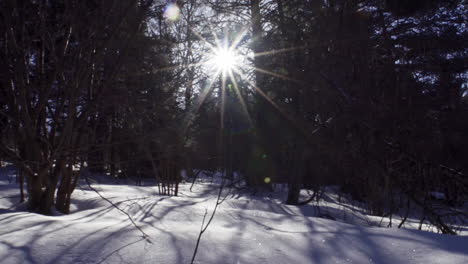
[0, 170, 467, 264]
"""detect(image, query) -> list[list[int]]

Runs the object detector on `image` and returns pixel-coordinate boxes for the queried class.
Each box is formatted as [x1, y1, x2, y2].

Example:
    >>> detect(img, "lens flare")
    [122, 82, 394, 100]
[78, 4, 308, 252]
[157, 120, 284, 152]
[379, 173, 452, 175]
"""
[164, 3, 180, 22]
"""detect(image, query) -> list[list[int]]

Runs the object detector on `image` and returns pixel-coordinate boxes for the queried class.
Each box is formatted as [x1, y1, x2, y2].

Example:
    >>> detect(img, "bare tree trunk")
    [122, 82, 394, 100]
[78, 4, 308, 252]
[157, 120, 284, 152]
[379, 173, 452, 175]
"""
[286, 144, 303, 205]
[19, 168, 25, 202]
[56, 161, 73, 214]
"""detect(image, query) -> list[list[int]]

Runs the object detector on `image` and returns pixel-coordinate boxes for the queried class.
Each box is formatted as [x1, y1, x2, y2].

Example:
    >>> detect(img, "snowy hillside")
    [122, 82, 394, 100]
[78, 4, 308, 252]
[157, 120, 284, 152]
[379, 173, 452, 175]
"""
[1, 171, 467, 264]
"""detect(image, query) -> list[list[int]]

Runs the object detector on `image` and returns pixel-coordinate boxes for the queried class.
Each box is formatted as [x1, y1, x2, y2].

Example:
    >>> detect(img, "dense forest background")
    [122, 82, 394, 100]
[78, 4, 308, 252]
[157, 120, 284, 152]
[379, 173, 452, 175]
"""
[0, 0, 467, 234]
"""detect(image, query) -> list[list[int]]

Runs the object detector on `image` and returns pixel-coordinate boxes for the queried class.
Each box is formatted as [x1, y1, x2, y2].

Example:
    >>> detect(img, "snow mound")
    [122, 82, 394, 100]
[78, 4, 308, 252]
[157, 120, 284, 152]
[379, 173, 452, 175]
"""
[1, 175, 467, 264]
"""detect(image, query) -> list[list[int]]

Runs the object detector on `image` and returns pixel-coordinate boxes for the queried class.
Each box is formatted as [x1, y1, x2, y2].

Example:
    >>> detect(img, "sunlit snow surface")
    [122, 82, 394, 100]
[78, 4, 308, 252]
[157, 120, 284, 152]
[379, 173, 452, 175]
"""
[0, 169, 467, 264]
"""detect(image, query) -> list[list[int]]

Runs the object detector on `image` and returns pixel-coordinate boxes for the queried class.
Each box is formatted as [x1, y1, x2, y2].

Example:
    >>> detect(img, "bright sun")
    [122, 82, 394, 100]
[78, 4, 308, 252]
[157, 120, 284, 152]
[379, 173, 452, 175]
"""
[210, 47, 238, 73]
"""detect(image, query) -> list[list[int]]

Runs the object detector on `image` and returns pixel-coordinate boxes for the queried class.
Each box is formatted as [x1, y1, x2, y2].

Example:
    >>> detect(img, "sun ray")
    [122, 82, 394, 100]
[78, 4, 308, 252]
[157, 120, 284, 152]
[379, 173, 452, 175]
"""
[154, 60, 209, 73]
[231, 68, 299, 128]
[253, 45, 307, 58]
[230, 26, 251, 51]
[232, 68, 318, 145]
[183, 68, 222, 134]
[227, 69, 253, 126]
[212, 28, 222, 47]
[232, 69, 282, 113]
[220, 69, 227, 131]
[247, 65, 302, 83]
[190, 29, 218, 53]
[181, 27, 309, 139]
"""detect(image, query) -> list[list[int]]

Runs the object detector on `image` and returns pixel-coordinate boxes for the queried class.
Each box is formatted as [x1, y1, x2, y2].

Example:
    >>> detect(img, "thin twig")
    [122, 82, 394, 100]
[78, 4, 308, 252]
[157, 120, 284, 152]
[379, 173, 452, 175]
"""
[190, 179, 226, 264]
[190, 169, 204, 192]
[84, 176, 152, 243]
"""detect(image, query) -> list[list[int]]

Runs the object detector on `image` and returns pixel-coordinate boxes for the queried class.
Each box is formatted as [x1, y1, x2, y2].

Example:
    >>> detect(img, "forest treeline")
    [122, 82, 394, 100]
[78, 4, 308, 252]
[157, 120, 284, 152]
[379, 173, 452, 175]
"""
[0, 0, 467, 233]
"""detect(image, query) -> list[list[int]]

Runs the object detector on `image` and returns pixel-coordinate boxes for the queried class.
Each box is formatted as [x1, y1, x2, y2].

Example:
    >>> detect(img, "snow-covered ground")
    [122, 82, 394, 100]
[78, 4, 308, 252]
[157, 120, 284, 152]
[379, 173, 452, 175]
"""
[0, 168, 467, 264]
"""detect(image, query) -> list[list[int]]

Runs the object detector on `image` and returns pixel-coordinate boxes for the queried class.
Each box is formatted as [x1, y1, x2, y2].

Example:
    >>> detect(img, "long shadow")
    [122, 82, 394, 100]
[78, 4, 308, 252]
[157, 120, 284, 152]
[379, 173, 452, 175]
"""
[141, 219, 186, 263]
[211, 190, 468, 264]
[1, 241, 38, 264]
[0, 187, 156, 263]
[46, 223, 137, 264]
[0, 172, 189, 263]
[0, 202, 155, 263]
[96, 238, 146, 264]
